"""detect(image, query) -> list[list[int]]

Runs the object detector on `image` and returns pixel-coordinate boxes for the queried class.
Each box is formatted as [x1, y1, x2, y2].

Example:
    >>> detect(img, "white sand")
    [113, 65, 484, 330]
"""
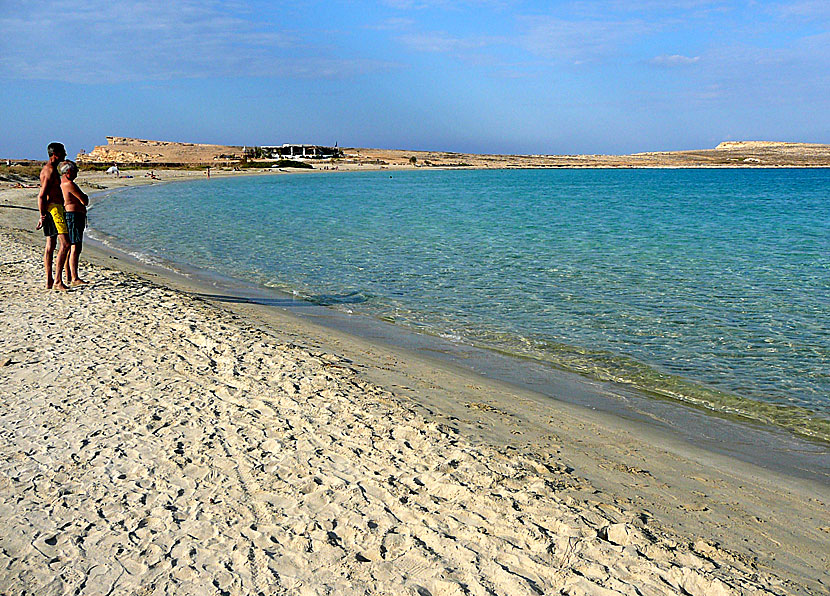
[1, 174, 828, 595]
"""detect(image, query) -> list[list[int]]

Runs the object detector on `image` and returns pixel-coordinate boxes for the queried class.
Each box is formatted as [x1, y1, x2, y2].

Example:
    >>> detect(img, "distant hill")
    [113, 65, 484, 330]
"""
[715, 141, 825, 150]
[77, 137, 244, 166]
[76, 137, 830, 168]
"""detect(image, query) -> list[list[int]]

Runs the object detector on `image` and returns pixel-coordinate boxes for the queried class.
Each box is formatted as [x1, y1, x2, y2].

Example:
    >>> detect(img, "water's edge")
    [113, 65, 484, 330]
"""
[85, 181, 830, 484]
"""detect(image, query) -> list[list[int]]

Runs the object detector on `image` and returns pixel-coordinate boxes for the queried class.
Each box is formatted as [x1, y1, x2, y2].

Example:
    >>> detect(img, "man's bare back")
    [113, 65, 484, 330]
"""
[37, 161, 63, 224]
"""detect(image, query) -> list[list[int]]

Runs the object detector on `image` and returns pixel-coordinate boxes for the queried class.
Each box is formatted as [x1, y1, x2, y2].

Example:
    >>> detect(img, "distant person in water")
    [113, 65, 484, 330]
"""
[59, 160, 89, 286]
[36, 142, 70, 290]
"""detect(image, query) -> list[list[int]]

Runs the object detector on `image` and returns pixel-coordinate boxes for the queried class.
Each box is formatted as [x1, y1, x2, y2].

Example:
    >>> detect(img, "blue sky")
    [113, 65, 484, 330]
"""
[1, 0, 828, 158]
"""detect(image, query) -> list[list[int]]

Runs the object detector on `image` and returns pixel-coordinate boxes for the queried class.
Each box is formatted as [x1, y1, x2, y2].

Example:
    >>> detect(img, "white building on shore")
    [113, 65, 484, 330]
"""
[251, 144, 343, 159]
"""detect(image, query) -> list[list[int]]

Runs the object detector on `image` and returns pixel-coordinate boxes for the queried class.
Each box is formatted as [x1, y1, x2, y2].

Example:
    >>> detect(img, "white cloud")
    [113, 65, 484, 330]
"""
[519, 16, 654, 62]
[392, 13, 658, 65]
[551, 0, 726, 20]
[673, 36, 830, 111]
[367, 17, 417, 31]
[774, 0, 830, 20]
[380, 0, 510, 9]
[0, 0, 394, 83]
[396, 32, 503, 53]
[650, 54, 701, 67]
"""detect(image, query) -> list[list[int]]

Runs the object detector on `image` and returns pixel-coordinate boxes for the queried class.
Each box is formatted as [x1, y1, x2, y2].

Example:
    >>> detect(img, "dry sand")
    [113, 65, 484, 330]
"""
[1, 172, 829, 595]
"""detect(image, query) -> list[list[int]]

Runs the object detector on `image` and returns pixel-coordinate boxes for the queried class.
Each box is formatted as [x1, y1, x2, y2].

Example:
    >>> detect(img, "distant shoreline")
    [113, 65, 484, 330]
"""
[63, 137, 830, 170]
[6, 144, 830, 177]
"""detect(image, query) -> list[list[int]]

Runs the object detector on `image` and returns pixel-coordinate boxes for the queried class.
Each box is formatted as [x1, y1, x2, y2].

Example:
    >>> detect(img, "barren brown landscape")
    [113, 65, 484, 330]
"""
[5, 137, 827, 189]
[67, 136, 830, 168]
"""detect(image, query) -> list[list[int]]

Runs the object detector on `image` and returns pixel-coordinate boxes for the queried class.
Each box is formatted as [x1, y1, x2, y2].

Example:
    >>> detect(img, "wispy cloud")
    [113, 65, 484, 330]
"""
[367, 17, 417, 31]
[551, 0, 727, 21]
[680, 34, 830, 109]
[774, 0, 830, 20]
[391, 12, 660, 65]
[396, 32, 504, 53]
[650, 54, 701, 67]
[519, 16, 655, 63]
[380, 0, 509, 9]
[0, 0, 395, 83]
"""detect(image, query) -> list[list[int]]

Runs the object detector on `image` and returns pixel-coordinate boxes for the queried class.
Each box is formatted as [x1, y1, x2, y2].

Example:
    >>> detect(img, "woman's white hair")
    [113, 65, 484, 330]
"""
[58, 160, 78, 176]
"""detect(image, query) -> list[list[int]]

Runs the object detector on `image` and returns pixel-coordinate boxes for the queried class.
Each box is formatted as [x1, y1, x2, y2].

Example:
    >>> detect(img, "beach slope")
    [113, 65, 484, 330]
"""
[1, 178, 828, 595]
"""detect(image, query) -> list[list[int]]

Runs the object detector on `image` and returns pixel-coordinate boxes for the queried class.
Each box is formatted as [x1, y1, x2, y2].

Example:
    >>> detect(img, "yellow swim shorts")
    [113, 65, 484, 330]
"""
[46, 203, 68, 236]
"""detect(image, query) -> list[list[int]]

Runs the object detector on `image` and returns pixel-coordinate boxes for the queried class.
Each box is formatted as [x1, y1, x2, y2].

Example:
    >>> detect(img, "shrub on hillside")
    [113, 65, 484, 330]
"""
[274, 159, 314, 169]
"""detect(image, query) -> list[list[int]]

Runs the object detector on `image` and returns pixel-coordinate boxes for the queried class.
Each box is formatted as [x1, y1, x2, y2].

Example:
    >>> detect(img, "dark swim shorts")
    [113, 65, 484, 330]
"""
[42, 213, 58, 237]
[64, 212, 86, 245]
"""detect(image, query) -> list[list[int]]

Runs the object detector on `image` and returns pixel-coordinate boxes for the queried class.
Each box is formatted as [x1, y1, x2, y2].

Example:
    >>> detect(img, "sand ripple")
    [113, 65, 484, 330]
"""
[0, 232, 789, 595]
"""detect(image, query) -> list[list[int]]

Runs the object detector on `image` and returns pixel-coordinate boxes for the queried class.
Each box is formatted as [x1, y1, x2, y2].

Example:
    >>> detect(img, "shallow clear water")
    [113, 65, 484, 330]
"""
[90, 168, 830, 440]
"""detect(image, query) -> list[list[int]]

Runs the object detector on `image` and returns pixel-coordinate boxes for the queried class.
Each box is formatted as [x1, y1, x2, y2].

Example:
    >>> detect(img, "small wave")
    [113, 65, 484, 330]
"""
[86, 228, 181, 274]
[439, 332, 464, 342]
[360, 309, 830, 444]
[305, 291, 368, 306]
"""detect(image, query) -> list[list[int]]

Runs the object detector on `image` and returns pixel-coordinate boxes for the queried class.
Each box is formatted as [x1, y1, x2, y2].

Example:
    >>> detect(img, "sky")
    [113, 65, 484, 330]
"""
[1, 0, 828, 158]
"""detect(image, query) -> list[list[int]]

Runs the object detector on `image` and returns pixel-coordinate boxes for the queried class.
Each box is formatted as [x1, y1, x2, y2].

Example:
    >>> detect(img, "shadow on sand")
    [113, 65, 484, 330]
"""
[0, 205, 38, 212]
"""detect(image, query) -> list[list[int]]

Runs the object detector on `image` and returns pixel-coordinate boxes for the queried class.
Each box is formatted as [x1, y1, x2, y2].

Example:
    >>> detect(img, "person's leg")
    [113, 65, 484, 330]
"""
[65, 212, 75, 282]
[67, 213, 87, 285]
[65, 245, 72, 282]
[68, 243, 87, 285]
[76, 241, 86, 284]
[66, 244, 75, 282]
[54, 234, 70, 291]
[43, 235, 56, 289]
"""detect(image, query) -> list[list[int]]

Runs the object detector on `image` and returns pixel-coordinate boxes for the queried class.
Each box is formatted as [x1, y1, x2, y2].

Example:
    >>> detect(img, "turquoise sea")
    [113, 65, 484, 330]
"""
[89, 168, 830, 442]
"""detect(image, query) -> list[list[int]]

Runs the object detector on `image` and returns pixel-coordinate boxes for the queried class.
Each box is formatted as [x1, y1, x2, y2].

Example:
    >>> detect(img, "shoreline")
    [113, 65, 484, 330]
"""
[2, 170, 829, 594]
[70, 137, 830, 169]
[85, 168, 830, 459]
[85, 185, 830, 485]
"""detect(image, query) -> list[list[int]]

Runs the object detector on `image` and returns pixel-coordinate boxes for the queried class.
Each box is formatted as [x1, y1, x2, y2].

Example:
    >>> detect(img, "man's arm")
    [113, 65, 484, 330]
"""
[36, 166, 50, 229]
[70, 181, 89, 206]
[37, 167, 50, 216]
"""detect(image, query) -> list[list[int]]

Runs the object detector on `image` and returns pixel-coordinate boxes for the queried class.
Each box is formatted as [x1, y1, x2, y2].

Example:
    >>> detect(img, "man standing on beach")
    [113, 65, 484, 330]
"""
[59, 160, 89, 286]
[36, 142, 70, 290]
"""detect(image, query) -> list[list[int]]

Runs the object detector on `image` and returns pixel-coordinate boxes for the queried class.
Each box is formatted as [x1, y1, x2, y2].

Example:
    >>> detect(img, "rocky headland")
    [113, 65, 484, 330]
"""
[73, 137, 830, 168]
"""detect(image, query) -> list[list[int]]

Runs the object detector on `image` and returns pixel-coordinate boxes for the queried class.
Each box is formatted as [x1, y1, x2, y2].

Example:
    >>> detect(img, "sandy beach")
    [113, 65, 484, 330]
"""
[1, 172, 829, 595]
